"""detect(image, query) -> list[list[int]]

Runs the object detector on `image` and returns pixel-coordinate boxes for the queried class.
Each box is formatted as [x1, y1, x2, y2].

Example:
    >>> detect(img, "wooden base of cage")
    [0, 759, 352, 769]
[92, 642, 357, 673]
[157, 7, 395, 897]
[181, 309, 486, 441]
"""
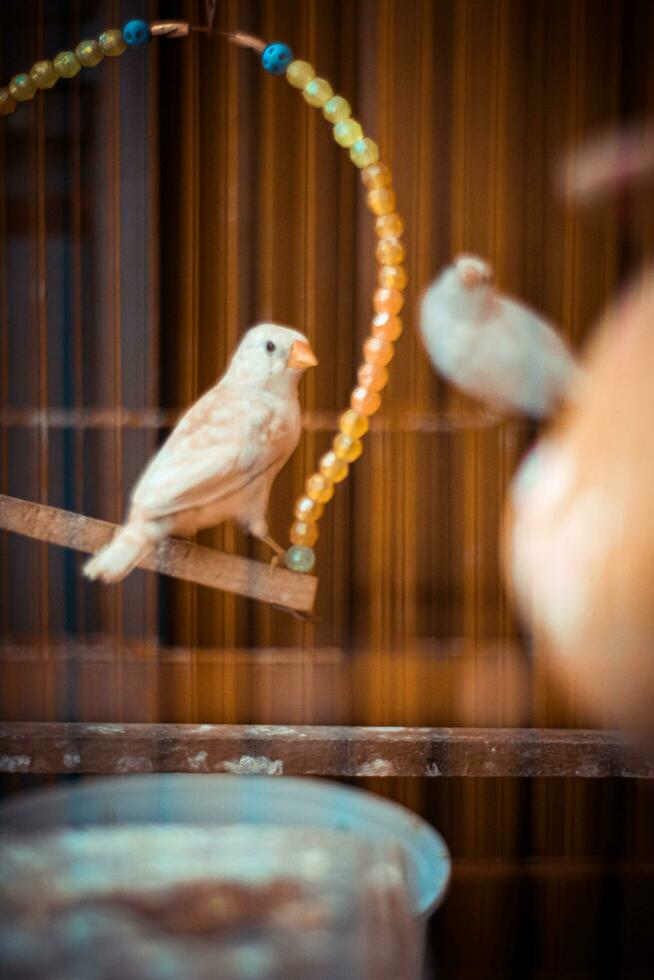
[0, 494, 318, 614]
[0, 723, 652, 777]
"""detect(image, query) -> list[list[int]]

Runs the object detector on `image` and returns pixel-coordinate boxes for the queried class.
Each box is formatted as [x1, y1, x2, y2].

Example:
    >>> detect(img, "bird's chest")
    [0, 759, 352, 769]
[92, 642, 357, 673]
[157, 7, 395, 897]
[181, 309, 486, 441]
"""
[252, 399, 300, 450]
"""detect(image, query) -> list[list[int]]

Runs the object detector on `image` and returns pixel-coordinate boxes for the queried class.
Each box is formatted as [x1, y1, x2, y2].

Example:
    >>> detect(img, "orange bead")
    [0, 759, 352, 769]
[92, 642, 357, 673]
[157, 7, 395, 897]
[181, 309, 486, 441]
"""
[306, 472, 334, 503]
[375, 212, 404, 239]
[361, 161, 393, 190]
[339, 409, 369, 439]
[358, 362, 388, 392]
[376, 237, 405, 265]
[333, 433, 363, 463]
[294, 495, 324, 523]
[351, 386, 381, 416]
[291, 519, 319, 547]
[378, 265, 407, 290]
[363, 336, 394, 366]
[371, 312, 403, 342]
[373, 287, 404, 315]
[319, 450, 349, 483]
[367, 187, 396, 216]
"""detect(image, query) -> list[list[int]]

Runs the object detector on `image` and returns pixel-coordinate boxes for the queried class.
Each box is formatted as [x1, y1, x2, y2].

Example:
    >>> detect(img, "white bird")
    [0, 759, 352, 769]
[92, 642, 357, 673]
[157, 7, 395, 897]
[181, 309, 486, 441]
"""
[84, 323, 317, 583]
[419, 254, 579, 418]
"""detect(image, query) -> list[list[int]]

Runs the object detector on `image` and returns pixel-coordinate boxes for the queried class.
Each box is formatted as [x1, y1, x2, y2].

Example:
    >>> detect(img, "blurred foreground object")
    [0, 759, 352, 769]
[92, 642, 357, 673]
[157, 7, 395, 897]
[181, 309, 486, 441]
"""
[420, 255, 579, 418]
[559, 123, 654, 203]
[507, 273, 654, 737]
[0, 775, 450, 980]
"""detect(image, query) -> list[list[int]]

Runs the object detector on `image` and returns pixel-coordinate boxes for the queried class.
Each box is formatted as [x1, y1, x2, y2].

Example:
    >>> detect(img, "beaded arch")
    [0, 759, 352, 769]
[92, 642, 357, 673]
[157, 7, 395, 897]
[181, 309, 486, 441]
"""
[0, 18, 406, 588]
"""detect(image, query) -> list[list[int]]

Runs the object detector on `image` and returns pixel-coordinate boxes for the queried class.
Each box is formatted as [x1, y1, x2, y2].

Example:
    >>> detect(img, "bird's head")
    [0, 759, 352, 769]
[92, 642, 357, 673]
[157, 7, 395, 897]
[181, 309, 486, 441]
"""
[227, 323, 318, 390]
[454, 254, 494, 290]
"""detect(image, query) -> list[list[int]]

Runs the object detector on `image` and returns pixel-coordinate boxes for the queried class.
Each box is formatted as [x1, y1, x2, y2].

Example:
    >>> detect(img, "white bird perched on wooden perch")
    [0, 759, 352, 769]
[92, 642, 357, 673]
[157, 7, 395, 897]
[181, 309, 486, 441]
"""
[84, 323, 317, 584]
[419, 255, 579, 418]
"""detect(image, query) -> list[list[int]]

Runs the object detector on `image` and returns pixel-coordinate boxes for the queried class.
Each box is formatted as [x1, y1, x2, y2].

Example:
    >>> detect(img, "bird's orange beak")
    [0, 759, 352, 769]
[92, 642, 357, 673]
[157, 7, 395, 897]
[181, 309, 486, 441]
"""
[288, 339, 318, 370]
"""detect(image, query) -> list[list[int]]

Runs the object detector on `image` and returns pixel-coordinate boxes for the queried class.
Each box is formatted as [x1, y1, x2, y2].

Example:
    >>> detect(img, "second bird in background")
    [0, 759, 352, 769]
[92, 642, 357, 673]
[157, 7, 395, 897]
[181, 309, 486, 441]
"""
[419, 255, 579, 419]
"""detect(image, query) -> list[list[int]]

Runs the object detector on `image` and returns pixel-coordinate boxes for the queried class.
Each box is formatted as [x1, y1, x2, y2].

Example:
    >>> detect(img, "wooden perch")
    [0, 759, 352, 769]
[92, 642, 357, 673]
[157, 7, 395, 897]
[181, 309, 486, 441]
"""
[0, 494, 317, 613]
[0, 723, 651, 778]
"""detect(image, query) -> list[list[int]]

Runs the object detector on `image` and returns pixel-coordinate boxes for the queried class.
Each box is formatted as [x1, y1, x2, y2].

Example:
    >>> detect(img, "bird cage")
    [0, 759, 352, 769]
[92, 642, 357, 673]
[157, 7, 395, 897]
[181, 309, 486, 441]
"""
[1, 1, 654, 977]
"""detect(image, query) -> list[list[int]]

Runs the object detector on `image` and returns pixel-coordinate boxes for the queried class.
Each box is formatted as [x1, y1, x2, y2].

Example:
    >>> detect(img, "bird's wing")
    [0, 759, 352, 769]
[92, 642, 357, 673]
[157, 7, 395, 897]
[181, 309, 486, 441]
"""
[131, 385, 297, 520]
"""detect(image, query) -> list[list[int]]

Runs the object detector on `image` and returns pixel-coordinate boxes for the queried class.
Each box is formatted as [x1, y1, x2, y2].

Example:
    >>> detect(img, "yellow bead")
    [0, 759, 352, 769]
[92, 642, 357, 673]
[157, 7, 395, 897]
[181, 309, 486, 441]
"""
[351, 386, 381, 416]
[350, 137, 379, 168]
[320, 450, 348, 483]
[0, 88, 17, 115]
[291, 519, 319, 547]
[339, 409, 369, 439]
[75, 40, 104, 67]
[303, 77, 333, 107]
[333, 118, 363, 148]
[306, 472, 334, 503]
[53, 51, 81, 78]
[367, 187, 396, 216]
[286, 60, 315, 88]
[362, 162, 393, 190]
[9, 73, 37, 102]
[30, 61, 58, 89]
[373, 287, 404, 316]
[364, 336, 394, 367]
[99, 29, 127, 56]
[371, 312, 403, 342]
[358, 362, 388, 392]
[333, 433, 363, 463]
[323, 95, 351, 124]
[375, 212, 404, 239]
[376, 237, 405, 265]
[378, 265, 407, 290]
[294, 495, 324, 523]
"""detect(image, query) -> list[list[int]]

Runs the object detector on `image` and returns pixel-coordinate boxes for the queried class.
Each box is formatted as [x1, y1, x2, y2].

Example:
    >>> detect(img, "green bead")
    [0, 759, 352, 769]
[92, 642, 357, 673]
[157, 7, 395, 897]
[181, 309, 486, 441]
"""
[284, 545, 316, 574]
[53, 51, 81, 78]
[9, 73, 37, 102]
[333, 118, 363, 148]
[350, 137, 379, 168]
[30, 61, 58, 89]
[75, 40, 104, 68]
[323, 95, 351, 124]
[99, 29, 127, 56]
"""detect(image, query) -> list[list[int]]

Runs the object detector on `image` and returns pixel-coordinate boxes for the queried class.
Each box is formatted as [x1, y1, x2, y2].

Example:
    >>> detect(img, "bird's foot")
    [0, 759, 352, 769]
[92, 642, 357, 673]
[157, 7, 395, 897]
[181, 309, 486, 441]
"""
[259, 534, 286, 563]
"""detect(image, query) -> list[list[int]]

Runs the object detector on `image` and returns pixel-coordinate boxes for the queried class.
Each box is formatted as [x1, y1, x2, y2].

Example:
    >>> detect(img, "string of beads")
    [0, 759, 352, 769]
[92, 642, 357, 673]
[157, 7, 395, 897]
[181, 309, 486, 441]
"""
[0, 20, 150, 116]
[0, 23, 406, 581]
[263, 48, 406, 574]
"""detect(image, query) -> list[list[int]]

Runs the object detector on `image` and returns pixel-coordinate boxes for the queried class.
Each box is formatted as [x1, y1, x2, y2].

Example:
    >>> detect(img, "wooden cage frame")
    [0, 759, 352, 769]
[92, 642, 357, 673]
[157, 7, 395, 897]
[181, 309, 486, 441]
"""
[1, 495, 653, 780]
[1, 6, 653, 785]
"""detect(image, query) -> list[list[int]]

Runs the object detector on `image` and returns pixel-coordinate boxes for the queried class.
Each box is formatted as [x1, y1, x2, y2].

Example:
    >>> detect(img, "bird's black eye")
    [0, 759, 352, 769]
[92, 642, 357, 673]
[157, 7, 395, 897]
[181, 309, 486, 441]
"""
[266, 341, 276, 353]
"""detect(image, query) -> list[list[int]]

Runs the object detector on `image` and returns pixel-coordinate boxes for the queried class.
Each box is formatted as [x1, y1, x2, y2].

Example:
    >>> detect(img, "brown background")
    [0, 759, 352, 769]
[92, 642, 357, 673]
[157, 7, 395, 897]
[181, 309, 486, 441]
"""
[1, 1, 654, 976]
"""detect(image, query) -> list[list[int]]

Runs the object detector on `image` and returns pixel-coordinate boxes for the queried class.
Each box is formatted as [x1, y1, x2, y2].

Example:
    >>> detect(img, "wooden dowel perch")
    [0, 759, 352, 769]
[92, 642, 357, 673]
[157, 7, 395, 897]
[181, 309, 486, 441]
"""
[0, 494, 317, 613]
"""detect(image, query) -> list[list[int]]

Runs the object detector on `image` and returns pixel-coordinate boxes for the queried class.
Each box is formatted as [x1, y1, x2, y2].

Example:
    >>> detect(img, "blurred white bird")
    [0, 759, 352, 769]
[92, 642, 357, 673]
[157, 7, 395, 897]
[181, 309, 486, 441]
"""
[84, 324, 317, 583]
[420, 255, 579, 418]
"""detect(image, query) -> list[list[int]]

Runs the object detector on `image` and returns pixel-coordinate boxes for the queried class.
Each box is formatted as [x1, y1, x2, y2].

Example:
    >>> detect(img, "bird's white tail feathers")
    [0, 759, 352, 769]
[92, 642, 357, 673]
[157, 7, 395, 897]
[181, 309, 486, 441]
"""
[83, 520, 158, 583]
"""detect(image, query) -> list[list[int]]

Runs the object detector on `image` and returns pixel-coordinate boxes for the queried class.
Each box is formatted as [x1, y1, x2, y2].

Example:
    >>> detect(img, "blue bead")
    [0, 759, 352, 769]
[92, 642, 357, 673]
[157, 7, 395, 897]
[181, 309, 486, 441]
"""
[122, 19, 151, 48]
[261, 42, 293, 76]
